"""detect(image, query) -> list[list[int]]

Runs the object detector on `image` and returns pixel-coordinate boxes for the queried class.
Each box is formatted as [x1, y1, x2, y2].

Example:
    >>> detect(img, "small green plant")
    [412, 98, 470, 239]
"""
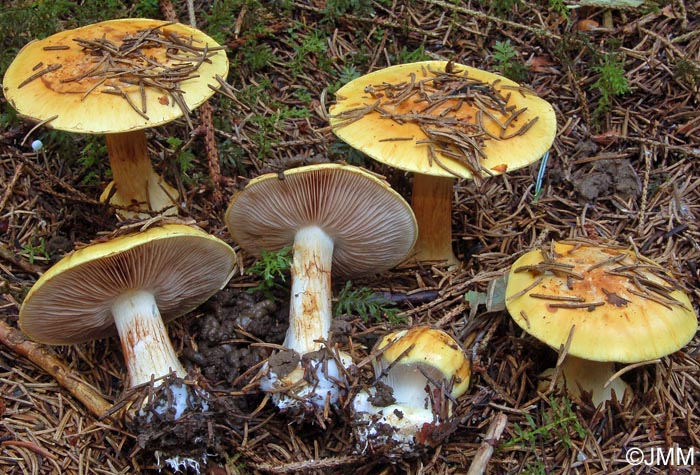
[286, 26, 330, 77]
[202, 0, 266, 45]
[241, 40, 276, 72]
[503, 395, 587, 469]
[334, 281, 405, 325]
[0, 107, 19, 130]
[492, 40, 528, 83]
[394, 45, 431, 64]
[248, 104, 311, 158]
[329, 141, 368, 166]
[20, 238, 50, 264]
[246, 247, 293, 299]
[549, 0, 570, 19]
[322, 0, 376, 19]
[293, 87, 313, 103]
[166, 137, 197, 180]
[673, 58, 700, 91]
[223, 452, 249, 475]
[481, 0, 520, 16]
[520, 460, 546, 475]
[79, 139, 108, 185]
[592, 53, 630, 116]
[133, 0, 161, 18]
[328, 65, 362, 94]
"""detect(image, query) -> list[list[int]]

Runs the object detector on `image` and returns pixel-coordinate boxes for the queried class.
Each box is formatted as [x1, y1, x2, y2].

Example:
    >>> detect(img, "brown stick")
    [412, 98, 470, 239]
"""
[199, 102, 223, 204]
[466, 412, 508, 475]
[160, 0, 224, 202]
[0, 319, 112, 418]
[254, 455, 364, 474]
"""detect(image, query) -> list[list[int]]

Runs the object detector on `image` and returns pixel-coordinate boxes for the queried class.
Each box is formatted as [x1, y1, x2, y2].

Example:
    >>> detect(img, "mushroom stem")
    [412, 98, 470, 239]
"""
[411, 173, 459, 265]
[102, 131, 179, 217]
[354, 359, 455, 449]
[353, 328, 471, 454]
[111, 289, 187, 388]
[286, 225, 334, 354]
[557, 355, 630, 406]
[378, 360, 445, 409]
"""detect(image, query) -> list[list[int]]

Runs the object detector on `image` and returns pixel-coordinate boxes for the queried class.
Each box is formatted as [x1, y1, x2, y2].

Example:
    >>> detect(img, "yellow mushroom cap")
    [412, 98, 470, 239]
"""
[505, 241, 698, 363]
[329, 61, 556, 179]
[374, 327, 471, 398]
[3, 18, 228, 134]
[19, 224, 237, 345]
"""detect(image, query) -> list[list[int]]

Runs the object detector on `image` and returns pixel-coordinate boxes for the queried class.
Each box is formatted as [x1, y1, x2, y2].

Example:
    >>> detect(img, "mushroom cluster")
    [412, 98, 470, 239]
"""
[505, 240, 697, 406]
[353, 327, 471, 455]
[225, 163, 417, 414]
[20, 224, 237, 415]
[330, 60, 557, 265]
[3, 18, 229, 218]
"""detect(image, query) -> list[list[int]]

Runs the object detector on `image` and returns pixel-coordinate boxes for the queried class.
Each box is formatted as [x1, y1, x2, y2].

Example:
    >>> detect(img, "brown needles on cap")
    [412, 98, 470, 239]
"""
[26, 22, 226, 128]
[332, 62, 540, 179]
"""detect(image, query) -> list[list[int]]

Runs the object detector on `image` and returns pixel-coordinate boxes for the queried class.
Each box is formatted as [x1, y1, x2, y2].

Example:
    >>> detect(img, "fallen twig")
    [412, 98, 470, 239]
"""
[254, 455, 365, 474]
[0, 319, 112, 419]
[466, 412, 508, 475]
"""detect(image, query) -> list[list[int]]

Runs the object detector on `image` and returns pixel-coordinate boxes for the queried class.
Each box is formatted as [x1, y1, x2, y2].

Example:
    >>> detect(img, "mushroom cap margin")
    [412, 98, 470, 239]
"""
[19, 224, 237, 345]
[2, 18, 228, 134]
[329, 60, 557, 179]
[225, 163, 418, 277]
[375, 327, 471, 398]
[505, 241, 698, 363]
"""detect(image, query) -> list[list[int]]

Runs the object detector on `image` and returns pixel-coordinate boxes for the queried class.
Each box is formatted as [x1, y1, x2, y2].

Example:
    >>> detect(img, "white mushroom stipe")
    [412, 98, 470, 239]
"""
[258, 226, 349, 410]
[351, 327, 471, 455]
[353, 389, 437, 453]
[111, 289, 187, 388]
[225, 164, 418, 417]
[286, 226, 334, 354]
[110, 290, 207, 422]
[142, 379, 209, 422]
[352, 365, 446, 453]
[260, 353, 351, 411]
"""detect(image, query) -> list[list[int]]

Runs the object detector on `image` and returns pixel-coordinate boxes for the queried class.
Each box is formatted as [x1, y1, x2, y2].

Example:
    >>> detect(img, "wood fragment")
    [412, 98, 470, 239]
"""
[547, 301, 605, 310]
[17, 64, 62, 88]
[331, 64, 541, 173]
[42, 45, 70, 51]
[529, 293, 586, 302]
[466, 412, 508, 475]
[0, 319, 112, 419]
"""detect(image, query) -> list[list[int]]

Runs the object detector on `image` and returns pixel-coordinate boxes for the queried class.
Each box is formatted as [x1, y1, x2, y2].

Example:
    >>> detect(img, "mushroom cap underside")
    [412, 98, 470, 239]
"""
[329, 60, 556, 179]
[19, 224, 237, 345]
[3, 18, 228, 134]
[225, 163, 417, 277]
[505, 241, 698, 363]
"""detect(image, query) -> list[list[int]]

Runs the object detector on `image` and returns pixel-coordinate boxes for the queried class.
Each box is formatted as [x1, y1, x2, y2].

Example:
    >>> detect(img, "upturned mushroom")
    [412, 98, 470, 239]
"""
[19, 224, 237, 416]
[225, 163, 417, 414]
[330, 61, 556, 265]
[505, 240, 697, 406]
[3, 18, 229, 218]
[353, 327, 471, 454]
